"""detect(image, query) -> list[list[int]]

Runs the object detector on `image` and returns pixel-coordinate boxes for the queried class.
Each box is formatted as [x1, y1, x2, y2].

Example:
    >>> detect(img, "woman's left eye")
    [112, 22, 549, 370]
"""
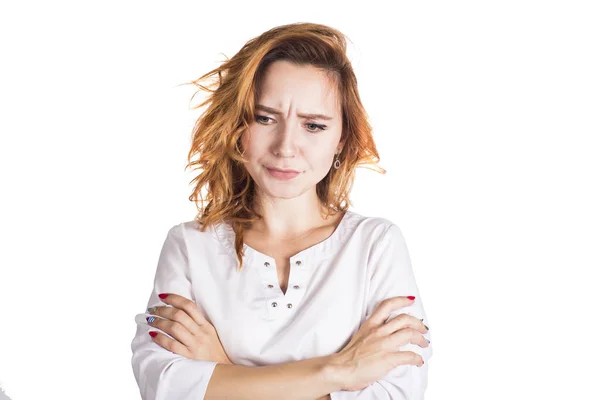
[306, 123, 327, 132]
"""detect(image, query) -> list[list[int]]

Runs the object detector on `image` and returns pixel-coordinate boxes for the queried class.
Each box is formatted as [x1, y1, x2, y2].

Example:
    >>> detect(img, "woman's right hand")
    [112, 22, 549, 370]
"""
[328, 296, 430, 391]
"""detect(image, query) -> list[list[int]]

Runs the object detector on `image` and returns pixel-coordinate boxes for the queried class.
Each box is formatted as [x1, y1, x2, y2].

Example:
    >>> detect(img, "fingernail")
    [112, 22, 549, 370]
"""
[158, 293, 168, 299]
[147, 307, 157, 313]
[424, 324, 429, 331]
[149, 331, 157, 337]
[407, 296, 416, 300]
[425, 338, 430, 345]
[146, 316, 155, 323]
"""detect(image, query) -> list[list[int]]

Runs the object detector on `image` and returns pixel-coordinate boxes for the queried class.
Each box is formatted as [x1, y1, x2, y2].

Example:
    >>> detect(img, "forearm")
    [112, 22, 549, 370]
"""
[205, 355, 341, 400]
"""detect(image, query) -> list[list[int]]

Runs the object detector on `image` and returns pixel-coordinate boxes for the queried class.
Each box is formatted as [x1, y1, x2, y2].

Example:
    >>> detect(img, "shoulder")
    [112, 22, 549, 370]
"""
[172, 219, 232, 254]
[346, 210, 404, 241]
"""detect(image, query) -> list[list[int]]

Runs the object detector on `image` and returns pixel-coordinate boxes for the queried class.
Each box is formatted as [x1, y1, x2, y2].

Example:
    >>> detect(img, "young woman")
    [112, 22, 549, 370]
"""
[131, 22, 433, 400]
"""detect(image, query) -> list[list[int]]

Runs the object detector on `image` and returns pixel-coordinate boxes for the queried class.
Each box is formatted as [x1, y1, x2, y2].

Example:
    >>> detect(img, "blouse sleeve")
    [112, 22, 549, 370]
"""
[329, 223, 433, 400]
[130, 223, 218, 400]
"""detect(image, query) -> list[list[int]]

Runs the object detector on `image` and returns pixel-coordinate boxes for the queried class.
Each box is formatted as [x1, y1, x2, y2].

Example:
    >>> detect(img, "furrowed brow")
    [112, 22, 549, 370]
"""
[256, 104, 333, 120]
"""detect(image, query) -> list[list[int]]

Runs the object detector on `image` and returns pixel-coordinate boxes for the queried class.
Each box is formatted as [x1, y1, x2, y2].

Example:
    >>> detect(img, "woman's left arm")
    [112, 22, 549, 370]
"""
[328, 223, 433, 400]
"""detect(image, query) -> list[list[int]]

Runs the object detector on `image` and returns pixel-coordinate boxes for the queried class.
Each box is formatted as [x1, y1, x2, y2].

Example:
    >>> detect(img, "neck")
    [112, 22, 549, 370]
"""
[250, 189, 335, 240]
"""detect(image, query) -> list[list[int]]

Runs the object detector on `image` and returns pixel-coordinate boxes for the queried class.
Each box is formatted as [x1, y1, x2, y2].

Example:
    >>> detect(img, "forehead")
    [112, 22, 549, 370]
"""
[256, 60, 340, 116]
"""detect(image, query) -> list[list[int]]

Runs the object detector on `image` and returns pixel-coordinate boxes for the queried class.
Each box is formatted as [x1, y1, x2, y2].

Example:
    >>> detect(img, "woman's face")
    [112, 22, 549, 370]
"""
[240, 60, 344, 200]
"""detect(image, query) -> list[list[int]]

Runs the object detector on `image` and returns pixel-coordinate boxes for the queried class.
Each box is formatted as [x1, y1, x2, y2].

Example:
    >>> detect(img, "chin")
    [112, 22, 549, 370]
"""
[261, 186, 304, 199]
[256, 179, 307, 199]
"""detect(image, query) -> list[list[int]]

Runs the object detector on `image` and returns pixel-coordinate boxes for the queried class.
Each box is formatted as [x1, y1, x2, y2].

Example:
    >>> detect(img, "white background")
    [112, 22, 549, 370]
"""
[1, 1, 599, 399]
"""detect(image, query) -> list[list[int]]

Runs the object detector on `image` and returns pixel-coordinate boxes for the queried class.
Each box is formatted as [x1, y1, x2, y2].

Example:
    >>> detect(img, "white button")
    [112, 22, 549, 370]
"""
[268, 284, 274, 288]
[271, 302, 278, 307]
[295, 260, 302, 265]
[287, 303, 293, 308]
[264, 262, 270, 267]
[293, 285, 300, 289]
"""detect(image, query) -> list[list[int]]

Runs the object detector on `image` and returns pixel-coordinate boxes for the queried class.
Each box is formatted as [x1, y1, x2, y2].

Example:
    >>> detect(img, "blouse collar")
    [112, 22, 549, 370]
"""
[211, 209, 361, 267]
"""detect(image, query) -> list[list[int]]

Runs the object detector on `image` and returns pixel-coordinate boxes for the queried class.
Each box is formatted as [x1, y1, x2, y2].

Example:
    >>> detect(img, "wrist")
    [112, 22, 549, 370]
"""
[321, 354, 348, 391]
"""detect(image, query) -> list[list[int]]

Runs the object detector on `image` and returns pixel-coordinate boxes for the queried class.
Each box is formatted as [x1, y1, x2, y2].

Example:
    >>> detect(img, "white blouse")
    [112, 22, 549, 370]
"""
[131, 210, 433, 399]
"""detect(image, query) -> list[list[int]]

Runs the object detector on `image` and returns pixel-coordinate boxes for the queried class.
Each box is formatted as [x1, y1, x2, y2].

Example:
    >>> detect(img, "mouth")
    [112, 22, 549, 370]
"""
[265, 166, 301, 180]
[267, 167, 301, 173]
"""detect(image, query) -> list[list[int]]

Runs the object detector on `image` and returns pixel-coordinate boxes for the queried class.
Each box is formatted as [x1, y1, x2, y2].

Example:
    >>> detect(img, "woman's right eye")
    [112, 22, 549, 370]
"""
[255, 115, 272, 124]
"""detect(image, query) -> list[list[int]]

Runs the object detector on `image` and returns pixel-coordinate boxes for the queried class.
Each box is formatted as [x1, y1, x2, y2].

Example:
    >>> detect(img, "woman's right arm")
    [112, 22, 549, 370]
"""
[132, 323, 340, 400]
[205, 354, 342, 399]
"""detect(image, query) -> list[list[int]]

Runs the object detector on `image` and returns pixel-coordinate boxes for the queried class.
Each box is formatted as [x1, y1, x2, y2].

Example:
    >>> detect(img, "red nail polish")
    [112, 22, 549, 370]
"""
[158, 293, 168, 299]
[407, 296, 416, 300]
[149, 331, 157, 337]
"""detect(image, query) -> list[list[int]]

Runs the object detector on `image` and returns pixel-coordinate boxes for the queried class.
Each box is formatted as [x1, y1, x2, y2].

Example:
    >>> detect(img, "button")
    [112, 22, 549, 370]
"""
[268, 284, 274, 288]
[271, 302, 278, 307]
[295, 260, 302, 266]
[293, 285, 300, 289]
[287, 303, 293, 308]
[264, 262, 270, 267]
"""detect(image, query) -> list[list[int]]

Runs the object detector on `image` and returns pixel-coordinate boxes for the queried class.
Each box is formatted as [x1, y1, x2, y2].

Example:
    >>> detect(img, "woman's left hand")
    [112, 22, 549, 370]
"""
[146, 293, 233, 365]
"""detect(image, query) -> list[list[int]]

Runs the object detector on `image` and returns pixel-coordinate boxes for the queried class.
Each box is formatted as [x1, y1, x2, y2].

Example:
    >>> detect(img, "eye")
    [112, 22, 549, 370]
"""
[306, 123, 327, 133]
[255, 114, 272, 124]
[255, 114, 326, 133]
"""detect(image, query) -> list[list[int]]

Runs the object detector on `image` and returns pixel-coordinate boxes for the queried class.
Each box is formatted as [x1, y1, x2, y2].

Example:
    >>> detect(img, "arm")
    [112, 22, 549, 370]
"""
[328, 223, 433, 400]
[205, 357, 341, 399]
[131, 224, 344, 400]
[131, 224, 219, 400]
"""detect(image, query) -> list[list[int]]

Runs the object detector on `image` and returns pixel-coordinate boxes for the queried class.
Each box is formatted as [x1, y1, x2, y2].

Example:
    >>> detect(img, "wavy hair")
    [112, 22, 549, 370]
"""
[182, 22, 386, 271]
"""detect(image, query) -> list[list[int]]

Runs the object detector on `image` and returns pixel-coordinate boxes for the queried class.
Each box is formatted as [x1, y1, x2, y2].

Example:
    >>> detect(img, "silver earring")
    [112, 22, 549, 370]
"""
[334, 153, 341, 169]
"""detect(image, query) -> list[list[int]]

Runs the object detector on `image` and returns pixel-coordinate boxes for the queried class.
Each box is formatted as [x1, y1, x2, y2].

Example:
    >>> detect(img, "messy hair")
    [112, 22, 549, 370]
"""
[182, 22, 385, 271]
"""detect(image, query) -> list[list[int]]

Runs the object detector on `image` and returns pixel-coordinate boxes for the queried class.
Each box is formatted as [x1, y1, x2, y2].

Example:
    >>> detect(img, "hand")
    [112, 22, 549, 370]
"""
[146, 293, 233, 365]
[329, 296, 429, 391]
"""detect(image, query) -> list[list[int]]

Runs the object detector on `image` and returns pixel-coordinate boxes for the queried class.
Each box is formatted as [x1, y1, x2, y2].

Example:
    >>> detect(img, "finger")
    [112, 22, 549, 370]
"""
[157, 293, 209, 327]
[384, 327, 429, 350]
[150, 305, 202, 336]
[367, 296, 415, 326]
[380, 313, 429, 336]
[387, 350, 424, 368]
[146, 314, 196, 348]
[149, 330, 191, 358]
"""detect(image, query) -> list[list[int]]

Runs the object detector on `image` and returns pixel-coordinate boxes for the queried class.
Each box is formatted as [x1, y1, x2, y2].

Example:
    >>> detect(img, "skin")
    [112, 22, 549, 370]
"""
[146, 61, 430, 397]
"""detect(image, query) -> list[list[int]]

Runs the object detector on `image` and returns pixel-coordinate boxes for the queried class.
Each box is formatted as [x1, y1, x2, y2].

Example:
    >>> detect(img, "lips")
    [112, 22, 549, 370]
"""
[267, 167, 300, 173]
[266, 166, 301, 180]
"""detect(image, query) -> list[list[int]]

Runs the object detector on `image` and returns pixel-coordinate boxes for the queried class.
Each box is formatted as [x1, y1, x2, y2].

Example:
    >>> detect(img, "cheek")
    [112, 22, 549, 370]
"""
[306, 149, 335, 171]
[240, 131, 269, 169]
[240, 131, 258, 158]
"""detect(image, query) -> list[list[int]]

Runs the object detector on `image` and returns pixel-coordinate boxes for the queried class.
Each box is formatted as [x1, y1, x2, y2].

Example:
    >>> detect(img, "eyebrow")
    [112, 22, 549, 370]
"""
[255, 104, 333, 120]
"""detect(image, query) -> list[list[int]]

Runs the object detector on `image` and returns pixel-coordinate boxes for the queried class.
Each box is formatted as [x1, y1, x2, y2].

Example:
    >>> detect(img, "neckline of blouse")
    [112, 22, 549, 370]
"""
[212, 209, 361, 267]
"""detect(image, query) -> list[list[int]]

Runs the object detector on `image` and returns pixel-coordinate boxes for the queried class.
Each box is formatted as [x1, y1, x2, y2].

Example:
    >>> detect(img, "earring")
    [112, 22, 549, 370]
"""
[334, 153, 341, 169]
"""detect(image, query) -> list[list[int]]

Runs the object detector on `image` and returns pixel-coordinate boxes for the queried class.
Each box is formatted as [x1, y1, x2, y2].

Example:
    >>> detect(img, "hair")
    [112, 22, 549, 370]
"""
[181, 22, 386, 271]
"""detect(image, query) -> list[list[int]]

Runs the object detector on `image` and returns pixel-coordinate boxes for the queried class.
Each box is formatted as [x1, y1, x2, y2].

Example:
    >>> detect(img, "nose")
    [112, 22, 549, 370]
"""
[271, 121, 297, 158]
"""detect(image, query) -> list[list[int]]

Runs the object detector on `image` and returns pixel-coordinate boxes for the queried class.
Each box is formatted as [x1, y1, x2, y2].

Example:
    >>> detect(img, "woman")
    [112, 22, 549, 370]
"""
[131, 22, 432, 399]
